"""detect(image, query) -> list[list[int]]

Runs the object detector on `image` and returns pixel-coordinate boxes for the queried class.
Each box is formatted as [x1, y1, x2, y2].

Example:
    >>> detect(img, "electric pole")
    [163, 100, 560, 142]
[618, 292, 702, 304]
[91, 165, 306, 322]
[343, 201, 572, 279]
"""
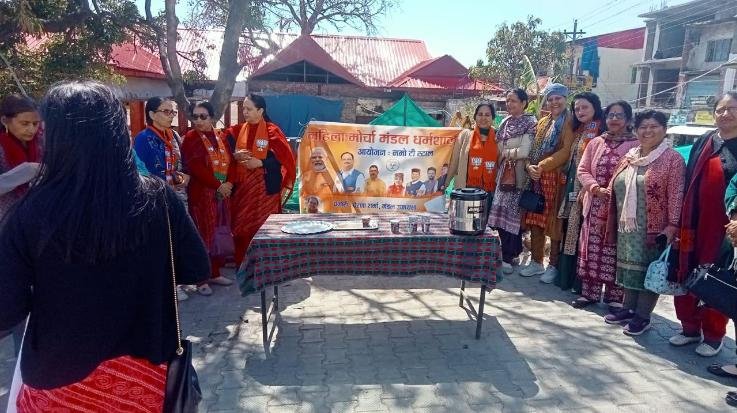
[564, 20, 586, 86]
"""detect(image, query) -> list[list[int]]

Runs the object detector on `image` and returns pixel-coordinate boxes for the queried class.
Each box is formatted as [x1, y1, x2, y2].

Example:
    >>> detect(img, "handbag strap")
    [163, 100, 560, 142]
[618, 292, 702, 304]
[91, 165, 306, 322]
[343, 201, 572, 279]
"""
[163, 193, 184, 356]
[659, 244, 671, 262]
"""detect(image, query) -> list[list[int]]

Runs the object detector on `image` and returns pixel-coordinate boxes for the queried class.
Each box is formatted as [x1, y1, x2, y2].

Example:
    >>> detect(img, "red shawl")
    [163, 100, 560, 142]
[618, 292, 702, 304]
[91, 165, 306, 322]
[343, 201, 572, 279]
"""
[0, 131, 41, 169]
[676, 137, 728, 281]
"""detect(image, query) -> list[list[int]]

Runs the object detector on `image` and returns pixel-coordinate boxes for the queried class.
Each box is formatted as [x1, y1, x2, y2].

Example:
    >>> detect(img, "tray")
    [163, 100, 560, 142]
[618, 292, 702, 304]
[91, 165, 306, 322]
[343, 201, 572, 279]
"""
[281, 221, 335, 235]
[332, 221, 379, 231]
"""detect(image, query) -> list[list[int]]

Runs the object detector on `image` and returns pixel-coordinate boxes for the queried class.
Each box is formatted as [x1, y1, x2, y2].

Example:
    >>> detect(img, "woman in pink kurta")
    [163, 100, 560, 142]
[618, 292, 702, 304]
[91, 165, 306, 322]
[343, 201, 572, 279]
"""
[572, 101, 639, 309]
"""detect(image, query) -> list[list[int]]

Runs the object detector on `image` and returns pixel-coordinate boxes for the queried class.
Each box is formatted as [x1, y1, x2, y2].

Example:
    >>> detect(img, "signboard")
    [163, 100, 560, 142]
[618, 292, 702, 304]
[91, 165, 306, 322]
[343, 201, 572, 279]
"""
[299, 121, 461, 214]
[693, 110, 715, 126]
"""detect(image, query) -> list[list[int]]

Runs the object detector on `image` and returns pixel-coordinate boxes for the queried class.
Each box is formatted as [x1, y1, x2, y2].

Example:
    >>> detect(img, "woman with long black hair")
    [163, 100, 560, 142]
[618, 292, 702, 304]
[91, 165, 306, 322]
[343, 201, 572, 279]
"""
[0, 81, 208, 412]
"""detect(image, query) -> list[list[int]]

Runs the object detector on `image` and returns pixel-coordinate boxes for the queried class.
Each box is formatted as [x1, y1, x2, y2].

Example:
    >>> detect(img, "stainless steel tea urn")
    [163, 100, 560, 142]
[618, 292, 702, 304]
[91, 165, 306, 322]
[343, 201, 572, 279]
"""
[448, 188, 489, 235]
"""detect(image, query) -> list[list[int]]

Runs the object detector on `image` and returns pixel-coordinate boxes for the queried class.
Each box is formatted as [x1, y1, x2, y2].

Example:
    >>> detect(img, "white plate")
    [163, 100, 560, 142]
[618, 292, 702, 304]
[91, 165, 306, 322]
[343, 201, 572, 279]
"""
[281, 220, 335, 235]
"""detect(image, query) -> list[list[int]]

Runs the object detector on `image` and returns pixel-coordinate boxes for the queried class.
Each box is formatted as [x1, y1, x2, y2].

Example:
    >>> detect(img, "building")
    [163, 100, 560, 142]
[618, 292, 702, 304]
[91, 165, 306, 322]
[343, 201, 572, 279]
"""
[182, 32, 495, 125]
[568, 27, 646, 104]
[633, 0, 737, 117]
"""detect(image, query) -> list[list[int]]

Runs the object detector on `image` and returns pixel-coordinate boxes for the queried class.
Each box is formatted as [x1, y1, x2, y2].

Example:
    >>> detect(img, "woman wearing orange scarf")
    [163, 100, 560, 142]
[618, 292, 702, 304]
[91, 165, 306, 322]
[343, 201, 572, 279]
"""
[448, 103, 499, 195]
[226, 94, 296, 267]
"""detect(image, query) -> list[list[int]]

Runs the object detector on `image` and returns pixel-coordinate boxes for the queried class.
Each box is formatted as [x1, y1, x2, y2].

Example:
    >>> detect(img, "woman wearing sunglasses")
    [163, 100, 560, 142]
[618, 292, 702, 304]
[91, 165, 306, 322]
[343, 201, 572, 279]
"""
[133, 97, 189, 191]
[180, 102, 235, 296]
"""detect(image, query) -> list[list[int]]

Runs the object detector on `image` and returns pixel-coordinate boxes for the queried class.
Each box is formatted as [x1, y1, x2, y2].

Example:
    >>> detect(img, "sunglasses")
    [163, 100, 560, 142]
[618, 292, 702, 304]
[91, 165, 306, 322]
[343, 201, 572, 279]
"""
[192, 114, 210, 120]
[606, 113, 626, 120]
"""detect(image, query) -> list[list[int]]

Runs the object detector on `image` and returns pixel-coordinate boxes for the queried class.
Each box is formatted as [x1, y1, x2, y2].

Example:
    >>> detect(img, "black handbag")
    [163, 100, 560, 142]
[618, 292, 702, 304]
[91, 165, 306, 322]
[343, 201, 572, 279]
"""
[519, 179, 545, 213]
[163, 196, 202, 413]
[685, 248, 737, 320]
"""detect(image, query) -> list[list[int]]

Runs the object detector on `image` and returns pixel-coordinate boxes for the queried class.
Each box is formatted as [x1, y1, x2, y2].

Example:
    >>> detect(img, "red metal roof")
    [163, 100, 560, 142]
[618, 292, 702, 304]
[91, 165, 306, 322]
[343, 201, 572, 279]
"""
[387, 55, 494, 91]
[109, 43, 165, 79]
[250, 35, 366, 85]
[577, 27, 645, 50]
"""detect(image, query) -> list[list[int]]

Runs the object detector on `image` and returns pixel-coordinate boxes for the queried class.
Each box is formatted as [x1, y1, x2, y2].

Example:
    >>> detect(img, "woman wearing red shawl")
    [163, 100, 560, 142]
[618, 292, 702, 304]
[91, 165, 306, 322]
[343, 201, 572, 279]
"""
[0, 94, 41, 359]
[182, 101, 235, 296]
[669, 92, 737, 358]
[226, 94, 296, 268]
[0, 95, 41, 218]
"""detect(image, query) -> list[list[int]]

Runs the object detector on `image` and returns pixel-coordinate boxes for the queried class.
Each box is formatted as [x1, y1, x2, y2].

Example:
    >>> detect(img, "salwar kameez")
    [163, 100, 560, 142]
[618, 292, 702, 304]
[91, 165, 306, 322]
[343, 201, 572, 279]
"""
[576, 141, 625, 302]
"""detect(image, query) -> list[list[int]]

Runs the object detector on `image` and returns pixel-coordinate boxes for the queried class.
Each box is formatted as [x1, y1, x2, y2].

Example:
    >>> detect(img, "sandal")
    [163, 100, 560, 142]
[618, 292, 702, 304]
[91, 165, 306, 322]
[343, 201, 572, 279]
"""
[708, 363, 737, 378]
[727, 391, 737, 407]
[571, 297, 595, 308]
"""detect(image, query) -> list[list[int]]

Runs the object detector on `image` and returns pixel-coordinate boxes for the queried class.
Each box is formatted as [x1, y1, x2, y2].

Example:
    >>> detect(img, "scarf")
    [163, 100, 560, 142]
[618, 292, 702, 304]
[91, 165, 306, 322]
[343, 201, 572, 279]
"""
[602, 130, 636, 143]
[147, 126, 180, 184]
[619, 140, 669, 232]
[236, 119, 269, 160]
[0, 131, 40, 169]
[466, 126, 498, 192]
[199, 129, 230, 182]
[497, 114, 537, 142]
[529, 112, 567, 164]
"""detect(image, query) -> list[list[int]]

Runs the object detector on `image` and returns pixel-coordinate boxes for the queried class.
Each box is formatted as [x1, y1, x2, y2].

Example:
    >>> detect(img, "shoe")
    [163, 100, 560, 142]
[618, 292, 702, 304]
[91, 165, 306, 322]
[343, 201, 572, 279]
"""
[707, 363, 737, 378]
[607, 304, 623, 314]
[519, 261, 545, 277]
[727, 391, 737, 407]
[539, 266, 558, 284]
[209, 276, 234, 286]
[176, 286, 189, 302]
[669, 332, 702, 346]
[571, 297, 595, 309]
[502, 262, 514, 274]
[197, 284, 213, 296]
[623, 315, 651, 336]
[695, 340, 723, 357]
[604, 308, 635, 325]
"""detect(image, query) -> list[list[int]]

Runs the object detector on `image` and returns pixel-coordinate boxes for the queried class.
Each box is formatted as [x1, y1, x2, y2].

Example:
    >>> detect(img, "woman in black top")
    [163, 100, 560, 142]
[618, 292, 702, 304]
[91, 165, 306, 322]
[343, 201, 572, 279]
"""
[0, 81, 208, 412]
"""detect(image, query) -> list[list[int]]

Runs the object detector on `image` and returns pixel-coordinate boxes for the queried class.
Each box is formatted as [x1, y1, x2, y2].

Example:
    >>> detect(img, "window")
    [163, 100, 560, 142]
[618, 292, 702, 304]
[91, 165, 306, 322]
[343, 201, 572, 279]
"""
[631, 67, 638, 84]
[706, 39, 732, 62]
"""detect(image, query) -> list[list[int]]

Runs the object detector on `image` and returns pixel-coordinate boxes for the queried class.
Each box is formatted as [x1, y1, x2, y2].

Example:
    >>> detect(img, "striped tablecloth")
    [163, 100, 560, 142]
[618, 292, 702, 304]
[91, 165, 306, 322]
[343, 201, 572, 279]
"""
[236, 213, 502, 295]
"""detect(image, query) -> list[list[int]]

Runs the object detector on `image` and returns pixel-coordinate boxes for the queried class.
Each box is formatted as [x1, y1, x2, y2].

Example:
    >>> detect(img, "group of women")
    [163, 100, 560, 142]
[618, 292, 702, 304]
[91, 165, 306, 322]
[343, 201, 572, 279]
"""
[452, 85, 737, 404]
[133, 94, 296, 299]
[2, 78, 737, 410]
[0, 82, 296, 412]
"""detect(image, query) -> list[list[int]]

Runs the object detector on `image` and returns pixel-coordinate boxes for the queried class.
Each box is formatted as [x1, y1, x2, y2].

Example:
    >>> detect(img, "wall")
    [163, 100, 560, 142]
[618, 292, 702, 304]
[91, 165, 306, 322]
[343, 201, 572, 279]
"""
[592, 48, 642, 104]
[686, 21, 737, 72]
[115, 77, 171, 100]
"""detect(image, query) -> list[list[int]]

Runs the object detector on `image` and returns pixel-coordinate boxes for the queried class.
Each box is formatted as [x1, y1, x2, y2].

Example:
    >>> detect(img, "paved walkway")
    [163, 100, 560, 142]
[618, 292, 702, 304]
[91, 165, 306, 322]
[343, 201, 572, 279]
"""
[2, 266, 737, 412]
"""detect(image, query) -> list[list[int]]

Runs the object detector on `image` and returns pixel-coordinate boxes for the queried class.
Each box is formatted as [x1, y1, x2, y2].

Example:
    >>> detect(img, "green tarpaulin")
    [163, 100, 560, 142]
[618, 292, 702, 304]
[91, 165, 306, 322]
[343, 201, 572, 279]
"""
[369, 94, 441, 127]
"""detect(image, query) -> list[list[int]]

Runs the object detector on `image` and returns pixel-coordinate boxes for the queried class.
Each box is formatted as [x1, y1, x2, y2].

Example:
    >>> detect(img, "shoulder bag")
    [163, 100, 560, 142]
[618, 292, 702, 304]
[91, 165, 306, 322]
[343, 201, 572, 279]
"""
[163, 194, 203, 413]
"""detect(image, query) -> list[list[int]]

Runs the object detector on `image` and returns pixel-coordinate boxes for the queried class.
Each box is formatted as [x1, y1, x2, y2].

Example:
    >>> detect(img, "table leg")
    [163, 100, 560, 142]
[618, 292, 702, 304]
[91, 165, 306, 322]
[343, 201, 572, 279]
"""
[273, 285, 279, 315]
[261, 290, 268, 344]
[459, 280, 466, 307]
[475, 284, 487, 339]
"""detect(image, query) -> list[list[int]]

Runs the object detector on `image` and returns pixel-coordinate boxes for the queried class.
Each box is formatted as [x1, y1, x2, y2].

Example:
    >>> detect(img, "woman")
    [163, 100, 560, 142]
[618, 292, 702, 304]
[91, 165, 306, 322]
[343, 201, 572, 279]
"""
[226, 94, 296, 268]
[447, 103, 499, 196]
[487, 89, 536, 274]
[0, 94, 41, 358]
[181, 101, 235, 296]
[134, 96, 192, 300]
[519, 83, 575, 283]
[718, 164, 737, 405]
[556, 92, 605, 292]
[604, 110, 685, 336]
[671, 91, 737, 357]
[571, 101, 638, 309]
[0, 81, 209, 412]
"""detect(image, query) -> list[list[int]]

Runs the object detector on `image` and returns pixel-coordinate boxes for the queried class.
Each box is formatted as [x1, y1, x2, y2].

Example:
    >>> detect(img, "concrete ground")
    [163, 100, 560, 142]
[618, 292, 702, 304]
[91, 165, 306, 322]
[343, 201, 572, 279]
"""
[2, 265, 737, 412]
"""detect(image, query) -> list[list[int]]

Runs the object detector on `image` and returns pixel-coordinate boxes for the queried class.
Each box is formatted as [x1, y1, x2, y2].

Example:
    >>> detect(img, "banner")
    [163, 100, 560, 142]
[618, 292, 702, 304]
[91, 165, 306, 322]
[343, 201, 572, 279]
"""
[299, 121, 461, 214]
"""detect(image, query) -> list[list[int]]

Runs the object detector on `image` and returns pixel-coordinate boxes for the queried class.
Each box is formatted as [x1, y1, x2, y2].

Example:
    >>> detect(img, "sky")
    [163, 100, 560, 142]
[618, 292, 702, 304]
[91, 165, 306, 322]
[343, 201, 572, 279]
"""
[136, 0, 691, 66]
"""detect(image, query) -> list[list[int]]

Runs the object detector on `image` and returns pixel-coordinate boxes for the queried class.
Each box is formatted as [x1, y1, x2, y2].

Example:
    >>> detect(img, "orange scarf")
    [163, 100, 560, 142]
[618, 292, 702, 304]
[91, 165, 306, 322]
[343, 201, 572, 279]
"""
[199, 129, 230, 182]
[466, 126, 499, 192]
[147, 126, 179, 184]
[235, 119, 269, 160]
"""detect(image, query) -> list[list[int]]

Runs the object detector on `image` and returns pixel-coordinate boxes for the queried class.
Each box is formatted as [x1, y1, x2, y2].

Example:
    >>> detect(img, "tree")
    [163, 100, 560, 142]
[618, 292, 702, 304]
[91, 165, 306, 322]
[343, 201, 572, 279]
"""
[152, 0, 396, 120]
[473, 16, 566, 90]
[0, 0, 144, 98]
